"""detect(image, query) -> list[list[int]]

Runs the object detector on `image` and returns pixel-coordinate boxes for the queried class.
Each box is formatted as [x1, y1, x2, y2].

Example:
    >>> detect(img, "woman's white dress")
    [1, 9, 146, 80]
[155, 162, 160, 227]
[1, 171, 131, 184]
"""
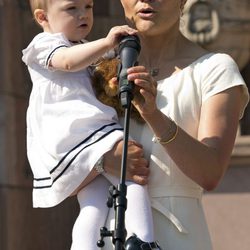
[102, 53, 249, 250]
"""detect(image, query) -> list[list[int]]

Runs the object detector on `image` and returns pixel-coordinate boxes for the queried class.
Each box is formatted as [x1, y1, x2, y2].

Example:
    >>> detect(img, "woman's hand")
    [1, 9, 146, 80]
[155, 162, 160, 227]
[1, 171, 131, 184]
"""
[127, 66, 158, 118]
[104, 140, 150, 185]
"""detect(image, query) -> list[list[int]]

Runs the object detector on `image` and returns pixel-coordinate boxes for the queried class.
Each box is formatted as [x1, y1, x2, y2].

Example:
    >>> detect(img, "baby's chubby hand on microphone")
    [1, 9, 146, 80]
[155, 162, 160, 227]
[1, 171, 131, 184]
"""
[104, 25, 138, 49]
[104, 140, 150, 185]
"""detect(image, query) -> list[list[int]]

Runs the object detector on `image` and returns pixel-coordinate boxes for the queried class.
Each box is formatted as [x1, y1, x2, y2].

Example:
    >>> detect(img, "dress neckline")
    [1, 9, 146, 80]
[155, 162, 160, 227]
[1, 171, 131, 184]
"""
[157, 52, 215, 83]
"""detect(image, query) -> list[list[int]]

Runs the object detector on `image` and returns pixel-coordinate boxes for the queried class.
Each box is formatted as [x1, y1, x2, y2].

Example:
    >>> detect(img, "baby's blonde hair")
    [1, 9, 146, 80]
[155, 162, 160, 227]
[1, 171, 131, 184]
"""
[29, 0, 49, 16]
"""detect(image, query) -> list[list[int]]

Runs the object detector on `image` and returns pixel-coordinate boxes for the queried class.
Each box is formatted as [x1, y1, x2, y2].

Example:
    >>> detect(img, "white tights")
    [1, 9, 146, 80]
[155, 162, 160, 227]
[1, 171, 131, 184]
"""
[71, 174, 155, 250]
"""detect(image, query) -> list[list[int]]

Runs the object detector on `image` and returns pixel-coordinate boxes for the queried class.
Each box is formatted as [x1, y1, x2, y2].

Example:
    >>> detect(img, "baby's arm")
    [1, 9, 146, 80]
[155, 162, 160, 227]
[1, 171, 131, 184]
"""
[50, 25, 137, 72]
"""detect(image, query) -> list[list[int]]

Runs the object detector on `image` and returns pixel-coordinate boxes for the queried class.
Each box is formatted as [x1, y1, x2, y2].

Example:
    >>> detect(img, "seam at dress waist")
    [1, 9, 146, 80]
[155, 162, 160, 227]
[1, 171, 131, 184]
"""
[149, 186, 203, 199]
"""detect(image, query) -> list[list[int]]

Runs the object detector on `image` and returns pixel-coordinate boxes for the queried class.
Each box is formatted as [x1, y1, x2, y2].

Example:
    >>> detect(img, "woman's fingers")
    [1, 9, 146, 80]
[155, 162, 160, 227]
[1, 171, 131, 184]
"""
[104, 140, 150, 185]
[127, 66, 158, 115]
[128, 175, 149, 185]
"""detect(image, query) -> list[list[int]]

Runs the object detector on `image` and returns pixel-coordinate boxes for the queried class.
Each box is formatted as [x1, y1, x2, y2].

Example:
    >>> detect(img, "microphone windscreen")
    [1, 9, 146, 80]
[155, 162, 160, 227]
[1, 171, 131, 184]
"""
[118, 35, 141, 55]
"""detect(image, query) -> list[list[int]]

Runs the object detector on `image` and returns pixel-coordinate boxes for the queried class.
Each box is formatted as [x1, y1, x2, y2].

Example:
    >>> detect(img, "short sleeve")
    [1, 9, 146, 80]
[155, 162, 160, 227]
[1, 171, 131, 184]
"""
[201, 53, 249, 119]
[22, 32, 71, 69]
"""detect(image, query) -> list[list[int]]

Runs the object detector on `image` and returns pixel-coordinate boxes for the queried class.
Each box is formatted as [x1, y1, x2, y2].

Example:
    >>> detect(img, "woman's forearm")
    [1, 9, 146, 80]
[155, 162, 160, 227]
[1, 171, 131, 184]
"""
[143, 88, 241, 190]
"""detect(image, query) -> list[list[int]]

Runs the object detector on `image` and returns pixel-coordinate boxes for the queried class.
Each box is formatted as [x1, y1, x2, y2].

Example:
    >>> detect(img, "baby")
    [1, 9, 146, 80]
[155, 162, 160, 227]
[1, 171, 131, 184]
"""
[22, 0, 161, 249]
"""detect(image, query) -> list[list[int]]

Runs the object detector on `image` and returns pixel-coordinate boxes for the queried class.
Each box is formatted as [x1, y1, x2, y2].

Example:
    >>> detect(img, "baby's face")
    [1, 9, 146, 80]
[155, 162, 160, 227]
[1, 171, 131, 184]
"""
[46, 0, 94, 42]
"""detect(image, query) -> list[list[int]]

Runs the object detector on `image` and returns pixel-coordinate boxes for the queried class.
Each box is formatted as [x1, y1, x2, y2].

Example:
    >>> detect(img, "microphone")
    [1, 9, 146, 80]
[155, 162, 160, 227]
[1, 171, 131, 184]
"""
[118, 35, 141, 107]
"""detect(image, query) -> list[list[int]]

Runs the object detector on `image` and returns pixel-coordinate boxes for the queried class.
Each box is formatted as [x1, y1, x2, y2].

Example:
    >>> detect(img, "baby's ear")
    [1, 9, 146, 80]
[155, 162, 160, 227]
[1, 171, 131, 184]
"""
[34, 9, 48, 27]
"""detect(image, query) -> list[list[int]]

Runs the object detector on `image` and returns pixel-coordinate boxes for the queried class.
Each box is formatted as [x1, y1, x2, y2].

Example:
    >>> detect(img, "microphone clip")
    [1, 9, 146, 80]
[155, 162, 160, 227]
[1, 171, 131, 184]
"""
[117, 62, 135, 108]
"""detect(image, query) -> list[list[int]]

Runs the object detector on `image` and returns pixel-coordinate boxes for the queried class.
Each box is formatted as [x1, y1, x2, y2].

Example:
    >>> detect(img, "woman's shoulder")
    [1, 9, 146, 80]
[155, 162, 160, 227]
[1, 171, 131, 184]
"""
[174, 52, 239, 79]
[180, 38, 237, 70]
[194, 52, 242, 81]
[197, 53, 237, 67]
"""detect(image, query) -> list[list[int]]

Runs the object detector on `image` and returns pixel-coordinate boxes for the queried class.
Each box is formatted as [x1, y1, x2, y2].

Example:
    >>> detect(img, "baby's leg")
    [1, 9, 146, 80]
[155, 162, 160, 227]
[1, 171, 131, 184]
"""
[71, 175, 110, 250]
[126, 182, 155, 242]
[104, 174, 154, 243]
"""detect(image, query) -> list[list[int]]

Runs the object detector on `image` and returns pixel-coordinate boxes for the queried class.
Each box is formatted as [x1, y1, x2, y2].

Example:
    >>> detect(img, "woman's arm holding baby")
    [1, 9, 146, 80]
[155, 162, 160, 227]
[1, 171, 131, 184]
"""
[71, 140, 149, 195]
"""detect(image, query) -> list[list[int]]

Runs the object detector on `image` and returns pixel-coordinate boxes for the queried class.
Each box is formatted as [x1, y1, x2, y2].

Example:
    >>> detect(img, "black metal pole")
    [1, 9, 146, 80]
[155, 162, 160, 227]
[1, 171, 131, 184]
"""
[113, 92, 132, 250]
[97, 92, 133, 250]
[97, 35, 140, 249]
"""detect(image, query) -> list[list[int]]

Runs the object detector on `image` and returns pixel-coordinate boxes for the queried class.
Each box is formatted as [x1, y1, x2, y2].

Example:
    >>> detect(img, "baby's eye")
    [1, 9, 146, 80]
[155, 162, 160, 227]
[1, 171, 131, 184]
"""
[86, 4, 93, 9]
[67, 6, 76, 11]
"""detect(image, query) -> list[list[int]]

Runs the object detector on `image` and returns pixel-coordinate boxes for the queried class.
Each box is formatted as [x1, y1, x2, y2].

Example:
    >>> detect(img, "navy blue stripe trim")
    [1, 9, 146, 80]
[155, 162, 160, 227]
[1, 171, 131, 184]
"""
[34, 122, 117, 182]
[34, 177, 51, 181]
[33, 185, 52, 189]
[33, 127, 123, 189]
[52, 127, 123, 183]
[49, 122, 117, 174]
[45, 45, 68, 66]
[34, 122, 118, 183]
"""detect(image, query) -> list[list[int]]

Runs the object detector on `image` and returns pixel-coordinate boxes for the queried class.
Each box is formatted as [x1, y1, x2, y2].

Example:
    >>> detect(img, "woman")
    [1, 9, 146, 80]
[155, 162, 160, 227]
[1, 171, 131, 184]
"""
[101, 0, 249, 249]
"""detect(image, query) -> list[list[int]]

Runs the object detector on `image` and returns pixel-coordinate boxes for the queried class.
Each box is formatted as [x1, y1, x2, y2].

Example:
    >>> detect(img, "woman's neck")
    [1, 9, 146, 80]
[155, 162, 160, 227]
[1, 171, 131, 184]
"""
[139, 26, 182, 62]
[138, 27, 206, 79]
[138, 30, 185, 77]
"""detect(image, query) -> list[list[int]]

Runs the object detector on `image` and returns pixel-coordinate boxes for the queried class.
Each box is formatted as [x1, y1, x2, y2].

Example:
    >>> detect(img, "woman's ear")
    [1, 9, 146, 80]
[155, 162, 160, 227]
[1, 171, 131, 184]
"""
[34, 9, 48, 28]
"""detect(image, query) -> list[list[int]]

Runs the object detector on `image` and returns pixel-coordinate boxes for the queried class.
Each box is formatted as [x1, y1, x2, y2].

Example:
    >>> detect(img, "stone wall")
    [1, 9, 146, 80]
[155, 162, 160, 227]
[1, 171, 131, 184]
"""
[0, 1, 78, 250]
[181, 0, 250, 70]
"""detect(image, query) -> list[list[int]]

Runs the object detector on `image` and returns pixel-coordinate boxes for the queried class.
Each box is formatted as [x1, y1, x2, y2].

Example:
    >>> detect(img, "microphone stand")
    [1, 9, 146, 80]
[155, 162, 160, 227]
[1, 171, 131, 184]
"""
[97, 87, 134, 250]
[114, 90, 133, 250]
[97, 35, 140, 250]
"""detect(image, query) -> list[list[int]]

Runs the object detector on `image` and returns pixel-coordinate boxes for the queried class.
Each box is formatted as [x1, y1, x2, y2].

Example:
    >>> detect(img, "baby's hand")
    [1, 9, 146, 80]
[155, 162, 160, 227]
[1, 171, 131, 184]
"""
[105, 25, 137, 48]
